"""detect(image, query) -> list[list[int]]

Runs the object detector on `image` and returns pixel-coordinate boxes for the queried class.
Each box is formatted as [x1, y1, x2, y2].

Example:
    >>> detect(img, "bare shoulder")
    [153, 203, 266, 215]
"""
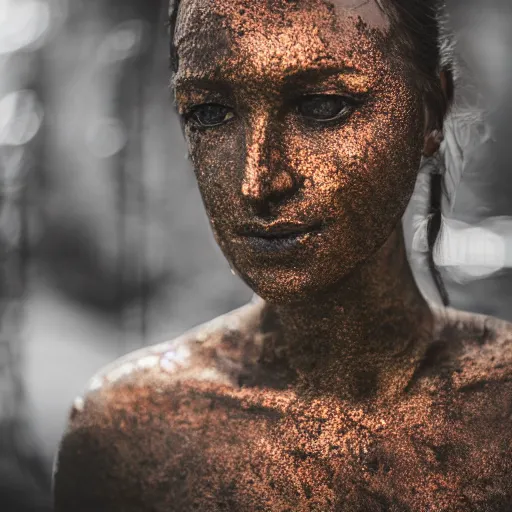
[78, 297, 267, 396]
[425, 306, 512, 390]
[53, 298, 270, 511]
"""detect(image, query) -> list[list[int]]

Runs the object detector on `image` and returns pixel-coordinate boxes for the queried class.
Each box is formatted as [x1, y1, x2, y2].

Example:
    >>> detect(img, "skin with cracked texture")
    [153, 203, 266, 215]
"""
[53, 1, 512, 510]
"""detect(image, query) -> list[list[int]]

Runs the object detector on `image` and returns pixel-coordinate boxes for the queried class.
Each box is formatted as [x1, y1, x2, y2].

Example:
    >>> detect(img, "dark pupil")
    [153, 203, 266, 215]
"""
[194, 104, 229, 126]
[299, 95, 345, 120]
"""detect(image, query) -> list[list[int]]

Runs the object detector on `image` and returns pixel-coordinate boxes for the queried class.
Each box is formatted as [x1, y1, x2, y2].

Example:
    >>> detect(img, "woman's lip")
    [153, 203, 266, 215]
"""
[241, 232, 318, 253]
[235, 223, 323, 254]
[236, 222, 322, 239]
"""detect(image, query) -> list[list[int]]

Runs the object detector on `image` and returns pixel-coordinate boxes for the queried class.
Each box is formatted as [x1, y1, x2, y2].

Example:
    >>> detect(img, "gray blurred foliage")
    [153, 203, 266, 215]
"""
[0, 0, 510, 510]
[24, 0, 251, 469]
[1, 0, 251, 509]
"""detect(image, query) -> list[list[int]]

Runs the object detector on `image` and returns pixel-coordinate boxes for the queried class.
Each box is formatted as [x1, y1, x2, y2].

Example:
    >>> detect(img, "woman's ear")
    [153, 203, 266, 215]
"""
[422, 129, 443, 157]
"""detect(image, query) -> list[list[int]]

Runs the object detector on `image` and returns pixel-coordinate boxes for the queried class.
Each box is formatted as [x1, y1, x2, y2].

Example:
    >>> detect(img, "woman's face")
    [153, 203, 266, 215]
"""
[173, 0, 425, 303]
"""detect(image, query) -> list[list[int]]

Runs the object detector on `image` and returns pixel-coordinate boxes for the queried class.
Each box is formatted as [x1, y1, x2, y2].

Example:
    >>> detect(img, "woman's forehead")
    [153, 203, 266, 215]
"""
[176, 0, 388, 31]
[331, 0, 389, 29]
[174, 0, 390, 84]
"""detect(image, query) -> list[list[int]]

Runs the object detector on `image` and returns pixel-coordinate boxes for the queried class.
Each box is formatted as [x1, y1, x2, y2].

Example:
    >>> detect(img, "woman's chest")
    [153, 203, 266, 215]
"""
[117, 384, 512, 511]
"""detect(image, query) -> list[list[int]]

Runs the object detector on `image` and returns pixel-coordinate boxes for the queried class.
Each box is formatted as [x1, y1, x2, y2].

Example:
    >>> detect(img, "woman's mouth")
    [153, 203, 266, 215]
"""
[235, 221, 323, 253]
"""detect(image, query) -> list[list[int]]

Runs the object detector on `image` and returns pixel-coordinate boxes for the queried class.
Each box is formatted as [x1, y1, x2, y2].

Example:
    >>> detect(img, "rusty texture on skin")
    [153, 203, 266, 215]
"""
[55, 306, 512, 511]
[173, 0, 423, 303]
[53, 1, 512, 511]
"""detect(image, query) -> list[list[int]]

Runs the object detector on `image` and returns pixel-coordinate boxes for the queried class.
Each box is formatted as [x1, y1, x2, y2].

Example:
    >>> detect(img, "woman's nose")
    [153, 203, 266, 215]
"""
[241, 113, 297, 216]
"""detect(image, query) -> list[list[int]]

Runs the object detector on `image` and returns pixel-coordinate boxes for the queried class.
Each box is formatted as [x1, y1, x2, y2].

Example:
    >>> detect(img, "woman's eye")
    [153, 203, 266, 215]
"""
[187, 104, 234, 128]
[297, 95, 355, 122]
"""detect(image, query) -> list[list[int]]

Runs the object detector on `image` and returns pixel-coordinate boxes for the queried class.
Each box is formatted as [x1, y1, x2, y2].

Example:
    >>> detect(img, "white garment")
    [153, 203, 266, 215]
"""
[403, 108, 512, 305]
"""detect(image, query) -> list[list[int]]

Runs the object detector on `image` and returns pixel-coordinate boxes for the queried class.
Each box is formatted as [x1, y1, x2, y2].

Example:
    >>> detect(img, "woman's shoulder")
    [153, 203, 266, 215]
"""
[66, 297, 267, 417]
[424, 306, 512, 391]
[53, 298, 269, 510]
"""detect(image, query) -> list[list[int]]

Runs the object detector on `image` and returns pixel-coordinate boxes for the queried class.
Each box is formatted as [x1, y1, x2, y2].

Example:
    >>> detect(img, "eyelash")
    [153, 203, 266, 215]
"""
[183, 104, 235, 129]
[183, 94, 365, 130]
[294, 94, 362, 125]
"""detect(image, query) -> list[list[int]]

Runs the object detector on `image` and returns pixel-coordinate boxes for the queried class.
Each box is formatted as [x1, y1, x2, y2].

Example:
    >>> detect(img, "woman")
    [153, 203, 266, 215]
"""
[53, 1, 512, 510]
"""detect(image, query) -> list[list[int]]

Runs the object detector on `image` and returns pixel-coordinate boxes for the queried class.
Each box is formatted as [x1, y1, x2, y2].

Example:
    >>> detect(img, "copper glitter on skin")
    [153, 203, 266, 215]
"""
[54, 1, 512, 511]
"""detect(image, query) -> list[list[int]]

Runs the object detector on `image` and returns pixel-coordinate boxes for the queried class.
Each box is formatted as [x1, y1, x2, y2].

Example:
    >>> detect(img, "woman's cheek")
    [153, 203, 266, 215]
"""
[191, 139, 244, 220]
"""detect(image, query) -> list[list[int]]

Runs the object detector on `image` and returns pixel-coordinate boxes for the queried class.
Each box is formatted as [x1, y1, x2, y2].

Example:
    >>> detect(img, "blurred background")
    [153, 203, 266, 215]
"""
[0, 0, 510, 510]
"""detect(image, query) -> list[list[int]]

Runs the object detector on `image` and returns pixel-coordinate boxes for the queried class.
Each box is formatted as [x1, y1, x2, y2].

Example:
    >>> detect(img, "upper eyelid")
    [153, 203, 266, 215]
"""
[182, 102, 233, 119]
[285, 89, 370, 111]
[183, 104, 236, 129]
[177, 99, 233, 117]
[292, 93, 366, 112]
[294, 95, 365, 125]
[177, 92, 367, 118]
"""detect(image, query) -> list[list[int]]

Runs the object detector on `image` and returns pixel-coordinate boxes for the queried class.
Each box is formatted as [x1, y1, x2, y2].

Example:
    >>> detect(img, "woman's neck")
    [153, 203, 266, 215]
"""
[263, 224, 435, 402]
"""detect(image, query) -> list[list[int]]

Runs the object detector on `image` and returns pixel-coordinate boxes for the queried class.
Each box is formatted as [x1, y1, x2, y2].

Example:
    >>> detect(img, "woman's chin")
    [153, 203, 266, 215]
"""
[237, 266, 347, 306]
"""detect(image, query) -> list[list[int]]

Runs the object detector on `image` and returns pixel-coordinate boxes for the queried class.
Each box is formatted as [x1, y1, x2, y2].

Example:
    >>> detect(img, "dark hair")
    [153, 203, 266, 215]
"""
[378, 0, 453, 131]
[377, 0, 453, 305]
[167, 0, 451, 305]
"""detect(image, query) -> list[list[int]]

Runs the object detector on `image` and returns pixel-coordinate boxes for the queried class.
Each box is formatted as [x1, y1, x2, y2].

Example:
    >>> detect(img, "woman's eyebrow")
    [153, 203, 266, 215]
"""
[282, 66, 371, 93]
[174, 65, 365, 92]
[284, 65, 361, 84]
[173, 75, 232, 94]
